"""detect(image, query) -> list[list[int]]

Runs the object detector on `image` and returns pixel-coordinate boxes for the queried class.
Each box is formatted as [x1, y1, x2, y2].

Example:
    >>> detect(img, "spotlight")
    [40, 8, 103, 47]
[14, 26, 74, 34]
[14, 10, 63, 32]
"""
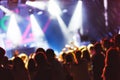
[62, 9, 68, 13]
[37, 11, 43, 15]
[30, 14, 44, 38]
[26, 1, 46, 10]
[30, 14, 49, 48]
[48, 0, 62, 17]
[0, 5, 13, 15]
[28, 8, 34, 14]
[7, 14, 22, 46]
[68, 0, 82, 32]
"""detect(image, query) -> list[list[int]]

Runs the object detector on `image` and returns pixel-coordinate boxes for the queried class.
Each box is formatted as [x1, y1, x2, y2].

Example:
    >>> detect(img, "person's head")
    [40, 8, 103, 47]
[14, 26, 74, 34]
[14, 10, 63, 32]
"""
[13, 57, 25, 70]
[74, 50, 82, 63]
[65, 53, 74, 63]
[0, 47, 5, 56]
[87, 44, 95, 57]
[94, 42, 103, 53]
[46, 48, 56, 60]
[0, 47, 5, 64]
[35, 47, 45, 54]
[75, 50, 82, 60]
[34, 52, 47, 66]
[82, 49, 91, 62]
[101, 38, 112, 51]
[61, 52, 67, 62]
[28, 58, 36, 72]
[18, 53, 28, 65]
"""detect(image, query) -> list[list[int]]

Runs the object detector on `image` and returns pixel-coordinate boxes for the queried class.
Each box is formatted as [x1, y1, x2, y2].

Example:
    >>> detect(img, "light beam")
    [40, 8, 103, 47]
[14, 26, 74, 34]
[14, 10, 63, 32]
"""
[68, 1, 82, 33]
[7, 14, 22, 46]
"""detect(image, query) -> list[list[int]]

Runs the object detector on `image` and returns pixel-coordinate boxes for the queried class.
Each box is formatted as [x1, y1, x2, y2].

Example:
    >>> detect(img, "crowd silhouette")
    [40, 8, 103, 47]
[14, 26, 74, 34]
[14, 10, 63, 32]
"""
[0, 34, 120, 80]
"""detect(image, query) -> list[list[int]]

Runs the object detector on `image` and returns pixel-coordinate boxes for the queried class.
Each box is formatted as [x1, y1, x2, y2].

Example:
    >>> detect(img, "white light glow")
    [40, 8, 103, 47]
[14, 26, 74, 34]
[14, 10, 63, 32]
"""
[68, 1, 82, 32]
[37, 11, 43, 15]
[30, 14, 49, 48]
[57, 16, 71, 43]
[104, 0, 108, 26]
[104, 0, 108, 10]
[48, 0, 62, 17]
[30, 14, 44, 39]
[0, 34, 6, 49]
[7, 15, 22, 45]
[0, 5, 13, 15]
[26, 1, 46, 10]
[63, 9, 68, 13]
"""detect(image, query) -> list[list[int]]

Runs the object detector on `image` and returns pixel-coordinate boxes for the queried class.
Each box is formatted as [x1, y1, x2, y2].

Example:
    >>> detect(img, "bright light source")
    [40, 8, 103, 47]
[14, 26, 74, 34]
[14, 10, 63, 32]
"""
[0, 34, 6, 49]
[72, 32, 81, 47]
[0, 5, 13, 15]
[68, 1, 82, 33]
[104, 0, 108, 10]
[62, 9, 68, 13]
[30, 14, 49, 48]
[0, 5, 22, 25]
[30, 14, 44, 39]
[7, 14, 22, 45]
[48, 0, 62, 17]
[37, 11, 43, 15]
[104, 0, 108, 26]
[57, 16, 71, 43]
[26, 1, 46, 10]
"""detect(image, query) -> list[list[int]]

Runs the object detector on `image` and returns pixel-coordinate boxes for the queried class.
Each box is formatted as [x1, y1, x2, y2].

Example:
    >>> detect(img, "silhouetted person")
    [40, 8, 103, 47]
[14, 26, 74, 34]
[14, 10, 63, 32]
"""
[35, 47, 46, 54]
[0, 47, 14, 80]
[101, 38, 112, 53]
[82, 49, 91, 62]
[82, 49, 93, 80]
[92, 42, 105, 80]
[34, 52, 52, 80]
[12, 57, 30, 80]
[28, 58, 36, 80]
[46, 48, 66, 80]
[74, 50, 91, 80]
[102, 48, 120, 80]
[63, 53, 74, 80]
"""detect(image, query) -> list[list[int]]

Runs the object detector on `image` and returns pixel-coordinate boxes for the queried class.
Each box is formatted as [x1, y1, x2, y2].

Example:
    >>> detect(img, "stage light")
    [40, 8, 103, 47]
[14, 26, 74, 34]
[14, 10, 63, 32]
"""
[48, 0, 62, 17]
[56, 16, 71, 43]
[30, 14, 44, 39]
[0, 5, 23, 24]
[68, 1, 82, 33]
[0, 5, 13, 15]
[6, 14, 22, 46]
[37, 11, 43, 15]
[30, 14, 49, 48]
[104, 0, 108, 10]
[104, 0, 108, 26]
[62, 9, 68, 13]
[26, 1, 46, 10]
